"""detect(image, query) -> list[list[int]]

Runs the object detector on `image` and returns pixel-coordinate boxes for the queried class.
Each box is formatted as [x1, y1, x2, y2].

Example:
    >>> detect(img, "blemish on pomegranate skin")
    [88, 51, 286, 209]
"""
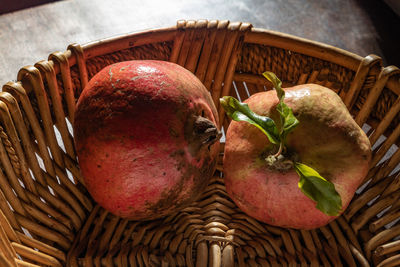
[155, 88, 164, 97]
[170, 149, 185, 158]
[109, 67, 114, 85]
[169, 128, 179, 138]
[109, 67, 113, 80]
[130, 74, 152, 81]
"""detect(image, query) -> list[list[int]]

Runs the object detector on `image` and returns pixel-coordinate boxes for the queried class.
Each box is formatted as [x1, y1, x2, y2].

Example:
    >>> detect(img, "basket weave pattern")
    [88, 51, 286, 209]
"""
[0, 19, 400, 266]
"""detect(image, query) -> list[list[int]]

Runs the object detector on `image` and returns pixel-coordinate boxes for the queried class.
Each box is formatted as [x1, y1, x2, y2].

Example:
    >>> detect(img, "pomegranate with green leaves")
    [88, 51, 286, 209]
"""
[220, 72, 371, 229]
[74, 60, 220, 220]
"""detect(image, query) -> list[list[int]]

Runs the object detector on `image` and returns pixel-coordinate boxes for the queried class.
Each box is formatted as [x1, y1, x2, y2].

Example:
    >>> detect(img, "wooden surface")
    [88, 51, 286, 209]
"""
[0, 0, 399, 86]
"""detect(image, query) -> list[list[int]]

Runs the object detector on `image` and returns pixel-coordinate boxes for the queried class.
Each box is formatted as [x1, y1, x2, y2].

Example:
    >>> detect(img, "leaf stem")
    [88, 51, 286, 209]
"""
[273, 142, 284, 158]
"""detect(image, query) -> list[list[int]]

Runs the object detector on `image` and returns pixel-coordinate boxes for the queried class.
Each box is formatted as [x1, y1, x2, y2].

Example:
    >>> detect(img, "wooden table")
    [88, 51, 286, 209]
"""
[0, 0, 399, 86]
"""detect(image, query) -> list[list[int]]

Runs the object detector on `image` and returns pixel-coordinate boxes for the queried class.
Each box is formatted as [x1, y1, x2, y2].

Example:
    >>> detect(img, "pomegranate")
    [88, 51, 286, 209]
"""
[221, 72, 371, 229]
[74, 60, 220, 220]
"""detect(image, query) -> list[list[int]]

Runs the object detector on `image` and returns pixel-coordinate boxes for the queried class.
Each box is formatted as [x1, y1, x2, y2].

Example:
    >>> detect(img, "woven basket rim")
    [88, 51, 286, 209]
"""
[78, 23, 363, 71]
[61, 22, 399, 96]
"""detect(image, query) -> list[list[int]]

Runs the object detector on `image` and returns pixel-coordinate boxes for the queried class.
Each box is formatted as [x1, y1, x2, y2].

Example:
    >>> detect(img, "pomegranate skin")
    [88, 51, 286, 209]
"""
[74, 60, 219, 220]
[223, 84, 371, 229]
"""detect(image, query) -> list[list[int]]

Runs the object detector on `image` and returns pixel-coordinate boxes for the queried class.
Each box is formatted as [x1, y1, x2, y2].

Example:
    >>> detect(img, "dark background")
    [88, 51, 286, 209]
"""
[0, 0, 60, 14]
[0, 0, 399, 86]
[356, 0, 400, 66]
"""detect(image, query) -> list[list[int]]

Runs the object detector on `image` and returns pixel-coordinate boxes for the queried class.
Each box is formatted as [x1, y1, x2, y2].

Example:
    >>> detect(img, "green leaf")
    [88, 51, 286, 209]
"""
[276, 102, 299, 140]
[262, 71, 299, 141]
[294, 163, 342, 216]
[263, 71, 283, 100]
[220, 96, 280, 144]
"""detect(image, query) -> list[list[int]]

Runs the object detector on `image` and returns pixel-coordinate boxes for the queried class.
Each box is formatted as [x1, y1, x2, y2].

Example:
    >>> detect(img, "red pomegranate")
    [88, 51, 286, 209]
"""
[74, 60, 220, 220]
[222, 83, 371, 229]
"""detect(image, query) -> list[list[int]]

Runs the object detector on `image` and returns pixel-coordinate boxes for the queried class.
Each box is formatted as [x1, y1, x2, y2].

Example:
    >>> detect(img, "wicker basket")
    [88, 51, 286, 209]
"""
[0, 19, 399, 267]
